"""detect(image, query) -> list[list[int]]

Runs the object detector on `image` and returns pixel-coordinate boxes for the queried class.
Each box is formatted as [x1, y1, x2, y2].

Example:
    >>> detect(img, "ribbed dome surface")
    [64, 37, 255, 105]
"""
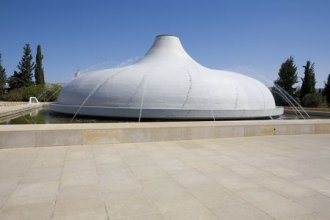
[50, 35, 283, 119]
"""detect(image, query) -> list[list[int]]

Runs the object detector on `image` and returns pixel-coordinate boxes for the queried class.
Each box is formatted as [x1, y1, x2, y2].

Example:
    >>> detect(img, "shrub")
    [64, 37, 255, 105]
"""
[0, 84, 62, 102]
[301, 93, 323, 107]
[37, 84, 62, 102]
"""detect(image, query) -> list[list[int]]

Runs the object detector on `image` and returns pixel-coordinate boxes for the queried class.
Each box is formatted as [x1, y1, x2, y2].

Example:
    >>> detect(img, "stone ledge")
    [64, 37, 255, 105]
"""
[0, 119, 330, 148]
[0, 103, 50, 119]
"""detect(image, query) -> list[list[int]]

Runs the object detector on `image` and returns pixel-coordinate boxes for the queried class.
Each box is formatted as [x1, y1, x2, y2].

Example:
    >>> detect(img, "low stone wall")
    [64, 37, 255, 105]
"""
[0, 102, 50, 119]
[284, 108, 330, 117]
[0, 119, 330, 148]
[0, 101, 28, 107]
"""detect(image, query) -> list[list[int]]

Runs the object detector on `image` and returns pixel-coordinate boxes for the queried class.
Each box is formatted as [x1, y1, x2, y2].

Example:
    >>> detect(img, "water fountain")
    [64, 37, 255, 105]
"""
[50, 34, 283, 120]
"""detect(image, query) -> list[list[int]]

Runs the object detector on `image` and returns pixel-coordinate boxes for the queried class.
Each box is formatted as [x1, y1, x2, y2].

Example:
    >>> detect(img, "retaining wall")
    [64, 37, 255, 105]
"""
[0, 120, 330, 148]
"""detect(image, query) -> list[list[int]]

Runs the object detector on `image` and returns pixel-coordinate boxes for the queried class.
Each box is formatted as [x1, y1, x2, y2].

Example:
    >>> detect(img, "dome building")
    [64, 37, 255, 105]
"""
[50, 35, 283, 119]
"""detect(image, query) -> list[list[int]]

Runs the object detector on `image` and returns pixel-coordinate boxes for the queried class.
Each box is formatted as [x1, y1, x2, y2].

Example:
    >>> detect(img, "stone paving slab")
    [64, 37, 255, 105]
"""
[0, 134, 330, 219]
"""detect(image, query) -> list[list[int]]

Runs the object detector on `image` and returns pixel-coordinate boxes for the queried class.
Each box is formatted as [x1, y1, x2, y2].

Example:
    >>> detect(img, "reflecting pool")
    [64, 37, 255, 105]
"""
[1, 107, 328, 125]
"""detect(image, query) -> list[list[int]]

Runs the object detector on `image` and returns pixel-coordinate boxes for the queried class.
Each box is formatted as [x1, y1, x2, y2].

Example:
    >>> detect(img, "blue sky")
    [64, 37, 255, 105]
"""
[1, 0, 329, 87]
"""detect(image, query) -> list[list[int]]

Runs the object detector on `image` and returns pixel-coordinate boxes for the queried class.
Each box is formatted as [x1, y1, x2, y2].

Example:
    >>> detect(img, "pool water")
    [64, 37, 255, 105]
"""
[0, 107, 326, 125]
[1, 108, 131, 124]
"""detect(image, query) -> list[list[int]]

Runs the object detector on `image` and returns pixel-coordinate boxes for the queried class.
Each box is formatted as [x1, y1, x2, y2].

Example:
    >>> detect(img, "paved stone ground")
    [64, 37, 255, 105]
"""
[0, 134, 330, 220]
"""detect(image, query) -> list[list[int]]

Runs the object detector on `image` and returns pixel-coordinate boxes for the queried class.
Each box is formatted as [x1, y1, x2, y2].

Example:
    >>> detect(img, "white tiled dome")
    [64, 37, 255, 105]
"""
[50, 35, 283, 119]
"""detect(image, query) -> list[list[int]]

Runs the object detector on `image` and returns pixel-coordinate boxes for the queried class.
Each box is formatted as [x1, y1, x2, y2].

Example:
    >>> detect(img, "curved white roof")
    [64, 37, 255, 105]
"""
[51, 35, 283, 119]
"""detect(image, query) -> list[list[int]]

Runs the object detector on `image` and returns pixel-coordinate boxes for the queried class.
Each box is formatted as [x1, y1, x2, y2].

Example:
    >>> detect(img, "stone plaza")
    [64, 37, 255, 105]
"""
[0, 133, 330, 219]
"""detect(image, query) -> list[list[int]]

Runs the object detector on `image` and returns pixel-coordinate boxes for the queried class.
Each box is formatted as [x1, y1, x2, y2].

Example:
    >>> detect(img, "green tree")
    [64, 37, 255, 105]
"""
[9, 44, 35, 89]
[324, 73, 330, 106]
[0, 53, 7, 95]
[274, 56, 299, 99]
[34, 45, 45, 85]
[300, 60, 316, 102]
[8, 71, 22, 90]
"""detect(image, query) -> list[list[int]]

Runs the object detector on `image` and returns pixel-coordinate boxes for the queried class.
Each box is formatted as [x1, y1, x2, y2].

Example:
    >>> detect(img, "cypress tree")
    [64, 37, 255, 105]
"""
[324, 73, 330, 106]
[300, 60, 316, 101]
[35, 45, 45, 85]
[274, 56, 299, 99]
[0, 53, 7, 94]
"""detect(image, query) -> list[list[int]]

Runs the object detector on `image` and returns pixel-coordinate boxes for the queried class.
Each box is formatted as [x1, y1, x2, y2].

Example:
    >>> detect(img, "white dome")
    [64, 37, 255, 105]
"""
[50, 35, 283, 119]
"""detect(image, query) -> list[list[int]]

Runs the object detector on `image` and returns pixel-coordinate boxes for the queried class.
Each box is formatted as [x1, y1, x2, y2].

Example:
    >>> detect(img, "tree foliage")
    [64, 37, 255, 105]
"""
[0, 53, 7, 95]
[274, 56, 299, 99]
[34, 45, 45, 85]
[1, 84, 62, 102]
[301, 93, 322, 107]
[7, 71, 21, 91]
[9, 44, 35, 89]
[300, 60, 316, 102]
[324, 73, 330, 106]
